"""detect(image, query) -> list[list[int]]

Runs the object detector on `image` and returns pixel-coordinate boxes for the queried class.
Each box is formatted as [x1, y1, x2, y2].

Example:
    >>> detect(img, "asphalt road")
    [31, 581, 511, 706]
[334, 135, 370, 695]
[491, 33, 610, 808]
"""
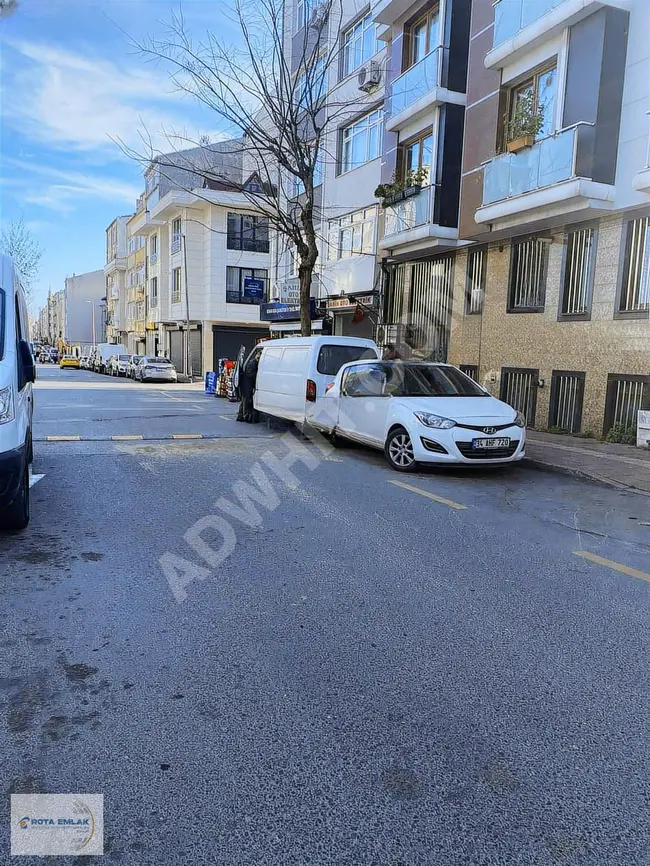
[1, 366, 649, 865]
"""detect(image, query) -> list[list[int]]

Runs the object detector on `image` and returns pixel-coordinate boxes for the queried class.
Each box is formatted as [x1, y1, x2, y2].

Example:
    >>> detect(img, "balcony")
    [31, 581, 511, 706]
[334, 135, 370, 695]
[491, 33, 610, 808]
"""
[171, 236, 182, 254]
[476, 123, 615, 230]
[486, 0, 631, 70]
[387, 47, 464, 132]
[379, 186, 460, 255]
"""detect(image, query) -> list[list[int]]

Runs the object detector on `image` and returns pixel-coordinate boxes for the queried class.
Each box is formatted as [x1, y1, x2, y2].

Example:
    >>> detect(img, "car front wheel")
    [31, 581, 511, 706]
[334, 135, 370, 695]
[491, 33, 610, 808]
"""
[385, 427, 417, 472]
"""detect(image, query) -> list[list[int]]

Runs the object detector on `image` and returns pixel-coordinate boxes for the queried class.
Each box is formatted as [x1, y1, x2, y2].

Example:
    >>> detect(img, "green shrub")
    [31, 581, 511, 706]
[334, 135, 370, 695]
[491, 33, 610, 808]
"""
[605, 423, 637, 445]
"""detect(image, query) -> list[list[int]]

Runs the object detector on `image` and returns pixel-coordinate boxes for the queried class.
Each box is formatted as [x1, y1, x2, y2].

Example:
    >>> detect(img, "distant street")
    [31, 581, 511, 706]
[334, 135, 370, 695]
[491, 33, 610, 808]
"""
[1, 366, 649, 864]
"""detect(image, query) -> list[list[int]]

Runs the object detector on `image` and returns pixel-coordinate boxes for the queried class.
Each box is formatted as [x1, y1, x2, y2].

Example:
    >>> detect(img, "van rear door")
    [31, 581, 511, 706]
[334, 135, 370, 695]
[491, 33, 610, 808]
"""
[307, 342, 379, 429]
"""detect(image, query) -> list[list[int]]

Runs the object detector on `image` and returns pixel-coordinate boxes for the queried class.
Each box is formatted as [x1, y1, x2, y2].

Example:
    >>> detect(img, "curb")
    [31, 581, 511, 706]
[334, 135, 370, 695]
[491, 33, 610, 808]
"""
[36, 434, 277, 443]
[524, 457, 650, 497]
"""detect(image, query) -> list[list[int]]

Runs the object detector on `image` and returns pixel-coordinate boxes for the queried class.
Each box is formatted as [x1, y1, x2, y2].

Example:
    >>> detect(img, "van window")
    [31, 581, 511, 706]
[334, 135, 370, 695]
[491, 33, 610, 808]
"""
[317, 344, 377, 376]
[0, 289, 5, 362]
[280, 346, 310, 373]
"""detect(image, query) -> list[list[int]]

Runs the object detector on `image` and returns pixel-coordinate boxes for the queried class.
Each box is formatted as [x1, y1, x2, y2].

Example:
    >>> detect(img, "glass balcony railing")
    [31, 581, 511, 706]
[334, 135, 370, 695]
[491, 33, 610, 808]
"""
[493, 0, 566, 48]
[384, 186, 432, 236]
[482, 124, 591, 206]
[390, 47, 443, 116]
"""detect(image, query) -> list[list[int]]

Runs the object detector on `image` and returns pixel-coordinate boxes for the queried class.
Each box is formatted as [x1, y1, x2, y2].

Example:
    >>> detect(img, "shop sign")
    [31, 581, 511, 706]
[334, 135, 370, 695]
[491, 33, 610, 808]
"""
[243, 278, 265, 299]
[327, 294, 375, 310]
[260, 298, 317, 322]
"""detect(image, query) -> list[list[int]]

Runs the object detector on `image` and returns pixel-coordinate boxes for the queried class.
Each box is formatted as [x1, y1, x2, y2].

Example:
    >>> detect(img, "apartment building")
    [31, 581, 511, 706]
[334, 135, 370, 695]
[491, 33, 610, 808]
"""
[449, 0, 650, 437]
[104, 216, 131, 345]
[129, 153, 271, 373]
[125, 202, 147, 355]
[63, 270, 105, 344]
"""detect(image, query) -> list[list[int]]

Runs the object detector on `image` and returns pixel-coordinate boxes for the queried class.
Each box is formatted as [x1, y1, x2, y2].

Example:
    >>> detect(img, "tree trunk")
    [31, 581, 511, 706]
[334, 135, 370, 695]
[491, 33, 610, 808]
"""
[299, 263, 313, 337]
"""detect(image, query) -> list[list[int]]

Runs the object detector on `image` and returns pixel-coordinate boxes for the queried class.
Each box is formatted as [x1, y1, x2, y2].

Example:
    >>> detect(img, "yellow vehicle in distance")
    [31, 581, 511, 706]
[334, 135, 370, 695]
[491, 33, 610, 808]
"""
[60, 354, 80, 370]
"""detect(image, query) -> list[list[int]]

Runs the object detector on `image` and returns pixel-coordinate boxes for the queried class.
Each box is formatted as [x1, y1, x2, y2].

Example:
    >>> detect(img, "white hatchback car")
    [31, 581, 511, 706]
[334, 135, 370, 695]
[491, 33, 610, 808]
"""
[314, 360, 526, 471]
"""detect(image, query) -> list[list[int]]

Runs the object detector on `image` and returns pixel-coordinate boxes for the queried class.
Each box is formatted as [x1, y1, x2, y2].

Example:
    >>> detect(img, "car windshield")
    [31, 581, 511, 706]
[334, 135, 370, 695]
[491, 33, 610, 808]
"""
[317, 345, 377, 376]
[119, 354, 130, 361]
[381, 363, 488, 397]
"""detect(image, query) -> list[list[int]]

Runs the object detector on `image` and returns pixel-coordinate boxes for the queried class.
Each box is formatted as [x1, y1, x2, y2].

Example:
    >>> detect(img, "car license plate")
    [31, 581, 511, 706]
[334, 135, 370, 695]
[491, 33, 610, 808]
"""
[472, 437, 510, 449]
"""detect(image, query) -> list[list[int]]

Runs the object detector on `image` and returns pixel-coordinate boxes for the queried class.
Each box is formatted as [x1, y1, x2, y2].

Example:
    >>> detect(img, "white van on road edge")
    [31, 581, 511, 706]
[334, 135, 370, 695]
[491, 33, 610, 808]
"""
[0, 256, 36, 531]
[253, 336, 380, 428]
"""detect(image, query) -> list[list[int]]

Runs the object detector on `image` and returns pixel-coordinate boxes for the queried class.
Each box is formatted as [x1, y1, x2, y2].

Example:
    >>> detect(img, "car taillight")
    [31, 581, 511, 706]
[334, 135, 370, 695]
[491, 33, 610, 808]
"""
[325, 382, 335, 393]
[306, 379, 317, 402]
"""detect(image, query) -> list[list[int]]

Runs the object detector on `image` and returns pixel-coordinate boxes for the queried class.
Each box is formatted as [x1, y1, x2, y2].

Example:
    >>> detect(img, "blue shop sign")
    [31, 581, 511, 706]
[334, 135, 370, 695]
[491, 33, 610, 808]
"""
[243, 278, 265, 299]
[260, 298, 317, 322]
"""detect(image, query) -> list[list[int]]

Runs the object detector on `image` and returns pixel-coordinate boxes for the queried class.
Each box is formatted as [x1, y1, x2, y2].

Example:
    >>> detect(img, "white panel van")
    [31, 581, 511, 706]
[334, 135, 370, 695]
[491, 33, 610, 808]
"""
[253, 336, 379, 426]
[0, 256, 36, 530]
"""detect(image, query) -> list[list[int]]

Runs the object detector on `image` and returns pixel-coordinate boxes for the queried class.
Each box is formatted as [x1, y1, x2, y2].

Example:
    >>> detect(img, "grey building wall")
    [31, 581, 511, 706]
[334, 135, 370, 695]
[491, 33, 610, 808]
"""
[64, 270, 105, 344]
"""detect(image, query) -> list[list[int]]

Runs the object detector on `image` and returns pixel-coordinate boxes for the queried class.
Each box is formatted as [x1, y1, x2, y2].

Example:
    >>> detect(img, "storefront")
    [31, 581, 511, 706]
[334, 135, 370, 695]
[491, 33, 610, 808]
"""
[211, 325, 268, 371]
[326, 293, 378, 340]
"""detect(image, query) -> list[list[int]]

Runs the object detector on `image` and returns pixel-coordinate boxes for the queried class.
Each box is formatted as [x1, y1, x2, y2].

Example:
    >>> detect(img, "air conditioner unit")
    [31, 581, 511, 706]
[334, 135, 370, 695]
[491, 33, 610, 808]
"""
[358, 61, 381, 92]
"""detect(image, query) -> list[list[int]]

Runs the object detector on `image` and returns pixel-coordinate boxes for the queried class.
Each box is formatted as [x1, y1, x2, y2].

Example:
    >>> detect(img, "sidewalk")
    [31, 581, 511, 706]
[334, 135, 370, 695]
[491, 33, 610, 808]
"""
[526, 431, 650, 494]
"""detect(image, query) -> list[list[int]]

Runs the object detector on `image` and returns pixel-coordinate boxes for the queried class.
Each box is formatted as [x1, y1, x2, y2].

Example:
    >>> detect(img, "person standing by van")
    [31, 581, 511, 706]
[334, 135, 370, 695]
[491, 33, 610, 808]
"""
[237, 348, 260, 423]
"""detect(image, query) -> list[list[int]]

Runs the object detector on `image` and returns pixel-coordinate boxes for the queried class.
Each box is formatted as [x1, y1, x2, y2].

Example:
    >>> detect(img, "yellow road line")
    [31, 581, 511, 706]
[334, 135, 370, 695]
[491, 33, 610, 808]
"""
[573, 551, 650, 583]
[171, 433, 203, 439]
[387, 479, 468, 511]
[111, 435, 144, 441]
[46, 436, 81, 442]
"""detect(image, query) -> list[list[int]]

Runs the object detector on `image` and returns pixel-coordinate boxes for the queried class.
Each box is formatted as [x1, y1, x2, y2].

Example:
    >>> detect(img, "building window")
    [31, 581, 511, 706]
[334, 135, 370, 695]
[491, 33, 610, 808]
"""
[150, 276, 158, 307]
[226, 267, 268, 305]
[465, 248, 486, 315]
[296, 56, 327, 109]
[560, 226, 596, 319]
[459, 364, 479, 381]
[508, 237, 548, 312]
[329, 207, 375, 260]
[172, 267, 182, 304]
[294, 146, 324, 196]
[549, 371, 585, 433]
[296, 0, 313, 30]
[500, 368, 539, 426]
[171, 217, 182, 254]
[406, 7, 439, 69]
[227, 213, 270, 252]
[604, 374, 650, 436]
[618, 215, 650, 315]
[341, 109, 383, 173]
[343, 14, 379, 77]
[150, 234, 158, 264]
[506, 63, 557, 145]
[399, 130, 433, 184]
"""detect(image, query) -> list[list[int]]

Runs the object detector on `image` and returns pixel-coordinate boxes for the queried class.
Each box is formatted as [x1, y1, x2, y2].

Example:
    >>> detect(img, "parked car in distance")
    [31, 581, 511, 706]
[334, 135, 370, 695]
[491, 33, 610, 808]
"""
[134, 356, 178, 383]
[93, 343, 127, 374]
[128, 355, 142, 379]
[253, 336, 380, 427]
[79, 355, 88, 369]
[107, 353, 132, 377]
[48, 349, 59, 364]
[60, 354, 80, 370]
[313, 360, 527, 472]
[0, 255, 35, 530]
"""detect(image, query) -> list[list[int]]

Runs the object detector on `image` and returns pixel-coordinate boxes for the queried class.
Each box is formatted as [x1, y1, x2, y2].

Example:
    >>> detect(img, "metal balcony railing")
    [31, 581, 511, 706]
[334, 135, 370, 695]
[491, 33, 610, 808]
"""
[493, 0, 566, 48]
[171, 236, 182, 254]
[384, 186, 433, 236]
[390, 47, 444, 116]
[482, 123, 593, 206]
[149, 252, 158, 265]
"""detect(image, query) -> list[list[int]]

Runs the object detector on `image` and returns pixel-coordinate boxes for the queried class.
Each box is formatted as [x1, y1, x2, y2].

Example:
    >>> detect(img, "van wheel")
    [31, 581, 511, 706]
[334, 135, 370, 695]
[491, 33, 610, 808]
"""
[1, 463, 30, 531]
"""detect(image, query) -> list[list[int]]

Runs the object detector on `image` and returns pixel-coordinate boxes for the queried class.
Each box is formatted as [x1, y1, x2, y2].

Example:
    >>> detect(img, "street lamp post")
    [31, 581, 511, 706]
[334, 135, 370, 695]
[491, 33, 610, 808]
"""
[84, 300, 97, 345]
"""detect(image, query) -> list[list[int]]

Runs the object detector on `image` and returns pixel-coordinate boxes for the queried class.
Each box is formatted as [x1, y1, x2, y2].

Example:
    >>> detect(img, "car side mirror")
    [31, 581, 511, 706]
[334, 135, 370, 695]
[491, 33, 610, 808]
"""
[18, 339, 36, 385]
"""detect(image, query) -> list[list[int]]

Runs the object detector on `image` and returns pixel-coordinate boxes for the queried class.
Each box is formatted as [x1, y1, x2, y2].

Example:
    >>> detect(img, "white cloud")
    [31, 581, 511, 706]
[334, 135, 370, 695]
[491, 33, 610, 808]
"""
[4, 39, 212, 156]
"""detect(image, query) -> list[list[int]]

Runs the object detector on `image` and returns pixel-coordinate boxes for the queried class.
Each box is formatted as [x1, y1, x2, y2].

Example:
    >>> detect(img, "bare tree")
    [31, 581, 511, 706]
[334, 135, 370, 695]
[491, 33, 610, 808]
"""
[127, 0, 377, 335]
[0, 218, 43, 296]
[0, 0, 19, 18]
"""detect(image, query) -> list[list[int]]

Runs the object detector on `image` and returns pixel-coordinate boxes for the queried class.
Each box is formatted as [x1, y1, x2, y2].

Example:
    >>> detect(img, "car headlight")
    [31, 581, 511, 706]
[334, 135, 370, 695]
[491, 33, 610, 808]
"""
[0, 387, 14, 425]
[414, 411, 456, 429]
[514, 411, 526, 428]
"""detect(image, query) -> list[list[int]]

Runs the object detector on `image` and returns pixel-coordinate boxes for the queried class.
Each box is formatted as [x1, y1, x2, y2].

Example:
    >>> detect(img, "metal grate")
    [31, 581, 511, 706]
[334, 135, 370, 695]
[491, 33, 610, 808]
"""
[604, 374, 650, 433]
[549, 371, 585, 433]
[509, 237, 548, 310]
[459, 364, 479, 381]
[466, 248, 486, 315]
[408, 256, 454, 362]
[500, 368, 538, 425]
[383, 263, 406, 323]
[620, 216, 650, 313]
[561, 227, 595, 316]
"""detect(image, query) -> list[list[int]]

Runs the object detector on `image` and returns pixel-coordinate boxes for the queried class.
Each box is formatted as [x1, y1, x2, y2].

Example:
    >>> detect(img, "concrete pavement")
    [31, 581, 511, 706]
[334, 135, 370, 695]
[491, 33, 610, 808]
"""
[0, 366, 648, 864]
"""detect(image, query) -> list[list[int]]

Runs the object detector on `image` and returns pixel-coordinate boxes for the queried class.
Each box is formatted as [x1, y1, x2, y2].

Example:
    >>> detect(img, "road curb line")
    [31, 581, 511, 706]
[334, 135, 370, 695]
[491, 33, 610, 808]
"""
[387, 479, 468, 510]
[45, 435, 81, 442]
[524, 457, 650, 497]
[171, 433, 203, 439]
[111, 435, 144, 441]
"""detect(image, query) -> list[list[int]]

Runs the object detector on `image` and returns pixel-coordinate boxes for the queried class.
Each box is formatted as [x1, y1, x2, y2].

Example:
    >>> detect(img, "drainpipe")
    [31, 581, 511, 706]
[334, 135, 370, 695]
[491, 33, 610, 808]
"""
[182, 230, 192, 382]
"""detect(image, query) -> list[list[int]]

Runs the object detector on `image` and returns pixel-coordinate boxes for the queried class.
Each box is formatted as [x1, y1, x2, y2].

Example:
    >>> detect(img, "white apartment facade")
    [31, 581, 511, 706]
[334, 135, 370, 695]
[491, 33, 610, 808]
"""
[104, 216, 131, 345]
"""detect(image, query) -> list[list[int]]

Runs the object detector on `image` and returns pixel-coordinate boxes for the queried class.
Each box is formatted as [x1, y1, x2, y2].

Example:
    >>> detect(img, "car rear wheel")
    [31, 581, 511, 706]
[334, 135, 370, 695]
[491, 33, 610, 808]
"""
[385, 427, 417, 472]
[0, 461, 30, 531]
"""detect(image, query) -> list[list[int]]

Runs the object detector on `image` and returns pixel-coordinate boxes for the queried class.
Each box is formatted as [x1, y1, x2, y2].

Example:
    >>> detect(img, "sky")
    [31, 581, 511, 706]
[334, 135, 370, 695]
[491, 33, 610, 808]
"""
[1, 0, 241, 313]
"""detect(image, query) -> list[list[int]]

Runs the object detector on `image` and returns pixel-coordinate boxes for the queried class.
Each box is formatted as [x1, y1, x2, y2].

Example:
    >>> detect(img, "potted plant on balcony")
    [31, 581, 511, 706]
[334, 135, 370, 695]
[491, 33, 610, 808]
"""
[505, 90, 545, 153]
[374, 168, 428, 207]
